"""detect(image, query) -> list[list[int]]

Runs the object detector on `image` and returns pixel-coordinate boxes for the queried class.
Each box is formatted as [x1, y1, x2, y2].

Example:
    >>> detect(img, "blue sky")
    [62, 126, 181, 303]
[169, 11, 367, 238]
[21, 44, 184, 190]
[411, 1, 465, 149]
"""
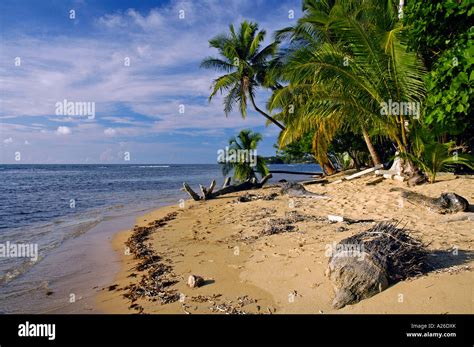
[0, 0, 302, 164]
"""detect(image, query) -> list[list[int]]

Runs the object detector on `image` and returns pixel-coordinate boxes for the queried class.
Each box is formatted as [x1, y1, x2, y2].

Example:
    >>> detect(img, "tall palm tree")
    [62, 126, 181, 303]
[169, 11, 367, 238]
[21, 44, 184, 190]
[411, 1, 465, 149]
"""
[219, 129, 269, 182]
[201, 21, 286, 130]
[268, 0, 425, 169]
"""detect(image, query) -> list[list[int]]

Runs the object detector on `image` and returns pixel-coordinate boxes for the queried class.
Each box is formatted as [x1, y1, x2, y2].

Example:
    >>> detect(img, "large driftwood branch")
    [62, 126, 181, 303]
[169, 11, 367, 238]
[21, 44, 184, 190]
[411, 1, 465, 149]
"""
[222, 177, 231, 188]
[330, 164, 383, 184]
[183, 174, 272, 201]
[183, 182, 201, 201]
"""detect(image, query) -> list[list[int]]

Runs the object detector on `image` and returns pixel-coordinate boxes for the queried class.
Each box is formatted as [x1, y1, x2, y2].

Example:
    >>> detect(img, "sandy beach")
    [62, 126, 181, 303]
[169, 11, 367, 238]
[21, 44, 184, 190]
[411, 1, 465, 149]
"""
[96, 174, 473, 314]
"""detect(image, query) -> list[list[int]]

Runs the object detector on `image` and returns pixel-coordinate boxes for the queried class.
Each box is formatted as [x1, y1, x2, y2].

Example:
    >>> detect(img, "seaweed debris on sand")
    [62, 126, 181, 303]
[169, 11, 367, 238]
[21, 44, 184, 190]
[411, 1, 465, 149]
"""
[122, 212, 181, 311]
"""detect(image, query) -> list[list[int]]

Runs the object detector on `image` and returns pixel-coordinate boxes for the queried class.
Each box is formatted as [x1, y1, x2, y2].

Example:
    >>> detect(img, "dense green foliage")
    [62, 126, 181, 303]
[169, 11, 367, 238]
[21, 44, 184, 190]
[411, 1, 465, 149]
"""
[404, 0, 473, 137]
[268, 0, 425, 171]
[203, 0, 473, 181]
[402, 0, 474, 177]
[402, 0, 473, 69]
[273, 132, 314, 163]
[424, 29, 473, 137]
[329, 130, 372, 170]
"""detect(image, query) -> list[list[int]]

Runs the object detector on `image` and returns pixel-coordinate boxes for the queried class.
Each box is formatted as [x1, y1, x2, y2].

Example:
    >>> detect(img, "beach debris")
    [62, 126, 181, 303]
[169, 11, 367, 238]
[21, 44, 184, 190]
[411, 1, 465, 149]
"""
[259, 211, 322, 235]
[326, 222, 428, 309]
[374, 155, 426, 185]
[122, 212, 181, 307]
[331, 164, 384, 184]
[263, 192, 279, 200]
[191, 294, 222, 303]
[190, 294, 252, 314]
[327, 215, 375, 224]
[183, 174, 273, 201]
[129, 303, 144, 313]
[366, 177, 384, 186]
[107, 284, 119, 291]
[300, 178, 329, 186]
[335, 226, 348, 233]
[391, 188, 469, 214]
[210, 302, 247, 314]
[237, 295, 255, 307]
[266, 306, 277, 314]
[181, 304, 192, 314]
[199, 180, 216, 199]
[375, 169, 405, 182]
[328, 215, 344, 223]
[285, 211, 312, 223]
[407, 172, 427, 186]
[279, 182, 328, 198]
[254, 211, 328, 234]
[237, 193, 255, 202]
[345, 164, 384, 180]
[222, 177, 232, 188]
[261, 218, 297, 235]
[187, 275, 205, 288]
[431, 264, 471, 275]
[443, 212, 474, 223]
[236, 192, 278, 203]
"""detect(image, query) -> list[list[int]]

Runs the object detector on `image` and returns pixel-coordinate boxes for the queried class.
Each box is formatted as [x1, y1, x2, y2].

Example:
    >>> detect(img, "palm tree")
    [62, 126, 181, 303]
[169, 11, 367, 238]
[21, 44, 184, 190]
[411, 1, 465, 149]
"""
[219, 129, 269, 182]
[268, 0, 425, 169]
[403, 127, 474, 183]
[402, 141, 473, 183]
[201, 21, 285, 130]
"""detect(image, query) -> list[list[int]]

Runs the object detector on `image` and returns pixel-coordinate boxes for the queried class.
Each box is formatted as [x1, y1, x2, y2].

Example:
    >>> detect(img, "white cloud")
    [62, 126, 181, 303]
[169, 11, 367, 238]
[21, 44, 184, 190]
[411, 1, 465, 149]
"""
[98, 14, 127, 29]
[104, 128, 117, 136]
[56, 126, 72, 135]
[126, 8, 163, 31]
[0, 0, 291, 163]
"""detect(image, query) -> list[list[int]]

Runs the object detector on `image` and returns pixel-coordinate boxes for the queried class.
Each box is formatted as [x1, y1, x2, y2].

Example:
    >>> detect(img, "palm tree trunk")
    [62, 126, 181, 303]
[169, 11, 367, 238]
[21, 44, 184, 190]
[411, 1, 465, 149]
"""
[249, 93, 286, 130]
[398, 0, 404, 19]
[361, 125, 382, 166]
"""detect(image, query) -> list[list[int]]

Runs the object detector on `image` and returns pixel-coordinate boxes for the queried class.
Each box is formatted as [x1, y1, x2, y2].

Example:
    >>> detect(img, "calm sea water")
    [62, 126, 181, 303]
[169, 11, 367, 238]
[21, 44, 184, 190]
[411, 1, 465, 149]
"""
[0, 163, 321, 313]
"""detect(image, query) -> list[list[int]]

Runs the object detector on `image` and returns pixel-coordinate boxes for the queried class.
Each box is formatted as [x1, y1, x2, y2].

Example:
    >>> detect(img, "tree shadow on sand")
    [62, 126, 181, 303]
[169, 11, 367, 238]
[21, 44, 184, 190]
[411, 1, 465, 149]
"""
[426, 248, 474, 271]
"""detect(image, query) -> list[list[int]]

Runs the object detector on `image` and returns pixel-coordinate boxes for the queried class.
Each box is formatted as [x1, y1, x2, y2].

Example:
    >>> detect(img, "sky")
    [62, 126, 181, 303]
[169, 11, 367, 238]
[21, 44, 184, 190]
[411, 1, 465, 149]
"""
[0, 0, 302, 164]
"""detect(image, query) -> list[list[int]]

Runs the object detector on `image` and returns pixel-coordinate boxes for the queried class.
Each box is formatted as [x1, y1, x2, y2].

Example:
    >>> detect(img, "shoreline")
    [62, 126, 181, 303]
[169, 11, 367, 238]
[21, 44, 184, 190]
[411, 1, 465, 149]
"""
[0, 165, 320, 314]
[96, 202, 278, 314]
[96, 174, 474, 314]
[0, 204, 175, 314]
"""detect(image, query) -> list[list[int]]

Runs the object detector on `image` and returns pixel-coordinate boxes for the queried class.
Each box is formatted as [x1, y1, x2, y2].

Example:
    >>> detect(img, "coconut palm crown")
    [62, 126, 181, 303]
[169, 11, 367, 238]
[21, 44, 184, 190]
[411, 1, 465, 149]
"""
[201, 20, 285, 130]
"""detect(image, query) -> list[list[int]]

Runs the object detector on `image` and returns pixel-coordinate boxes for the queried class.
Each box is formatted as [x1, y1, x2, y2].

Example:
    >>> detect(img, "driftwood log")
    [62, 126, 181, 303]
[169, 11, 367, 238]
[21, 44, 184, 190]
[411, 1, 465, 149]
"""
[331, 164, 384, 184]
[326, 222, 428, 309]
[280, 182, 329, 199]
[183, 174, 272, 201]
[391, 188, 469, 214]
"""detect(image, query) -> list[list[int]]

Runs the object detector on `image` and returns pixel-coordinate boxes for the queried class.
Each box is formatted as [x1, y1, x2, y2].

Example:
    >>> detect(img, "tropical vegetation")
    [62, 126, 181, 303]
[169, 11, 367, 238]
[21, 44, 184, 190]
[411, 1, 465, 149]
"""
[203, 0, 473, 183]
[220, 129, 269, 182]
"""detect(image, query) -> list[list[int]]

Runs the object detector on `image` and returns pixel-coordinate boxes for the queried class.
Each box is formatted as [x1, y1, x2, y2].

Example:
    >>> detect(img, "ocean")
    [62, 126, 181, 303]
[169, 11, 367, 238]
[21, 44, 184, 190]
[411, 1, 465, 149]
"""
[0, 163, 321, 313]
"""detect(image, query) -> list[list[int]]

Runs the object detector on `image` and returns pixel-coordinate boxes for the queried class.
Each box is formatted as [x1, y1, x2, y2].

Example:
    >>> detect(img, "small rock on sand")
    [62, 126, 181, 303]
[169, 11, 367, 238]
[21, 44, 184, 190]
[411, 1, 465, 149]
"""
[187, 275, 205, 288]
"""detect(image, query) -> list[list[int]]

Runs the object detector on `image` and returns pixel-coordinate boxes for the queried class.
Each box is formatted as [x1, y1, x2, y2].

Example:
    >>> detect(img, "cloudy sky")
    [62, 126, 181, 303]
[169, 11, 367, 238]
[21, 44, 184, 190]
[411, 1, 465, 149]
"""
[0, 0, 302, 164]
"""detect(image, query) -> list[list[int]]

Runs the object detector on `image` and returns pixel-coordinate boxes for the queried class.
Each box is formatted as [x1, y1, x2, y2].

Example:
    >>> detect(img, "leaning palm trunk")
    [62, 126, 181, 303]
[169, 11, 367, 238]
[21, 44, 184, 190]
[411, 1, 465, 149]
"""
[249, 92, 285, 130]
[361, 126, 382, 166]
